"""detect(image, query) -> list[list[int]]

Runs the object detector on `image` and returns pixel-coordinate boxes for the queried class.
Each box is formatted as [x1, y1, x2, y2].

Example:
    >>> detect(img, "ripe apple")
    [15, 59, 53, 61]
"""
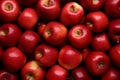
[21, 60, 45, 80]
[60, 2, 84, 27]
[18, 30, 40, 54]
[68, 24, 92, 48]
[2, 47, 26, 72]
[0, 23, 22, 47]
[36, 0, 61, 21]
[37, 23, 46, 37]
[0, 0, 20, 22]
[85, 51, 110, 75]
[109, 44, 120, 67]
[72, 67, 92, 80]
[108, 19, 120, 43]
[43, 21, 67, 45]
[17, 8, 38, 30]
[34, 43, 59, 67]
[84, 11, 109, 33]
[58, 45, 82, 70]
[46, 65, 68, 80]
[92, 33, 111, 52]
[17, 0, 38, 6]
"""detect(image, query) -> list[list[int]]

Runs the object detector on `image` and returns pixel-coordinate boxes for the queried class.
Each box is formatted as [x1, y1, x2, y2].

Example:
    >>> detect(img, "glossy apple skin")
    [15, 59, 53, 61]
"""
[46, 65, 68, 80]
[2, 47, 26, 72]
[18, 30, 40, 54]
[92, 33, 111, 52]
[0, 0, 20, 22]
[68, 25, 92, 49]
[104, 0, 120, 18]
[36, 0, 61, 21]
[0, 70, 18, 80]
[37, 23, 46, 36]
[109, 44, 120, 67]
[85, 51, 110, 76]
[80, 0, 105, 11]
[58, 45, 82, 70]
[72, 67, 92, 80]
[34, 43, 59, 67]
[101, 67, 120, 80]
[17, 0, 38, 6]
[108, 19, 120, 43]
[21, 61, 45, 80]
[0, 23, 22, 47]
[17, 8, 38, 30]
[84, 11, 109, 33]
[60, 2, 84, 27]
[43, 21, 67, 45]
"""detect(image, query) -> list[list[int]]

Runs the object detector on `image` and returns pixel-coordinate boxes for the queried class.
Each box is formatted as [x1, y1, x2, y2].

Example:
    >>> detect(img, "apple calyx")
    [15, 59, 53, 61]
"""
[98, 61, 104, 69]
[45, 29, 52, 38]
[86, 22, 93, 28]
[75, 29, 83, 36]
[37, 51, 43, 58]
[5, 3, 13, 11]
[93, 0, 99, 4]
[27, 73, 34, 80]
[0, 30, 7, 36]
[44, 0, 54, 6]
[70, 3, 79, 12]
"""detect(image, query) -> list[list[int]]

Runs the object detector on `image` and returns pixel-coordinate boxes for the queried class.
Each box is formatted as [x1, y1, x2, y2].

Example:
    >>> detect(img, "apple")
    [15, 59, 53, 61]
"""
[17, 8, 38, 30]
[34, 43, 59, 67]
[0, 46, 3, 60]
[72, 67, 92, 80]
[36, 0, 61, 21]
[80, 0, 105, 11]
[0, 0, 20, 22]
[37, 23, 46, 36]
[21, 60, 45, 80]
[85, 51, 110, 75]
[60, 2, 84, 27]
[18, 30, 40, 54]
[84, 11, 109, 33]
[0, 70, 18, 80]
[46, 65, 68, 80]
[109, 44, 120, 67]
[0, 23, 22, 47]
[17, 0, 38, 6]
[92, 33, 111, 52]
[68, 24, 92, 48]
[108, 19, 120, 43]
[43, 21, 67, 45]
[2, 47, 26, 72]
[58, 45, 82, 70]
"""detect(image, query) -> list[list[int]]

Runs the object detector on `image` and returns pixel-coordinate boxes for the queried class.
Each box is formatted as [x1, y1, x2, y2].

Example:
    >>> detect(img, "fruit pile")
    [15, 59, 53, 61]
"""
[0, 0, 120, 80]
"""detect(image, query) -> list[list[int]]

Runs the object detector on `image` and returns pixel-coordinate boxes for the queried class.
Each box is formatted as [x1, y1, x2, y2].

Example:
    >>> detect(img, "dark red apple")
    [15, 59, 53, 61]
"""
[2, 47, 26, 72]
[17, 0, 38, 6]
[60, 2, 84, 27]
[92, 33, 111, 52]
[18, 30, 40, 54]
[68, 24, 92, 49]
[0, 0, 20, 22]
[0, 46, 3, 60]
[17, 8, 38, 30]
[0, 23, 22, 47]
[36, 0, 61, 21]
[34, 43, 59, 67]
[43, 21, 67, 45]
[21, 60, 45, 80]
[58, 45, 82, 70]
[46, 65, 68, 80]
[84, 11, 109, 33]
[85, 51, 110, 75]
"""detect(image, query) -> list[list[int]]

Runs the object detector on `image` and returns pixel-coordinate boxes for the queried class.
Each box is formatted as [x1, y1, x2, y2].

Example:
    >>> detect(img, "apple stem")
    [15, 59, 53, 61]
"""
[0, 31, 6, 36]
[37, 52, 43, 58]
[45, 29, 52, 37]
[44, 0, 53, 6]
[93, 0, 99, 4]
[27, 74, 34, 80]
[98, 61, 104, 69]
[5, 3, 13, 11]
[70, 5, 78, 12]
[75, 29, 82, 36]
[86, 22, 93, 28]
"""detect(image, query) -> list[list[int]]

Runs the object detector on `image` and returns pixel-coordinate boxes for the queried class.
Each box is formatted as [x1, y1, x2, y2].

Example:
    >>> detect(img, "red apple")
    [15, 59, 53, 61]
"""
[18, 30, 40, 54]
[36, 0, 61, 21]
[46, 65, 68, 80]
[43, 21, 67, 45]
[21, 60, 45, 80]
[108, 19, 120, 43]
[68, 24, 92, 49]
[2, 47, 26, 72]
[37, 23, 46, 36]
[17, 0, 38, 6]
[85, 51, 110, 75]
[58, 45, 82, 70]
[72, 67, 92, 80]
[92, 33, 111, 52]
[34, 43, 59, 67]
[60, 2, 84, 27]
[0, 0, 20, 22]
[109, 44, 120, 67]
[17, 8, 38, 30]
[84, 11, 109, 33]
[0, 23, 22, 47]
[80, 0, 105, 11]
